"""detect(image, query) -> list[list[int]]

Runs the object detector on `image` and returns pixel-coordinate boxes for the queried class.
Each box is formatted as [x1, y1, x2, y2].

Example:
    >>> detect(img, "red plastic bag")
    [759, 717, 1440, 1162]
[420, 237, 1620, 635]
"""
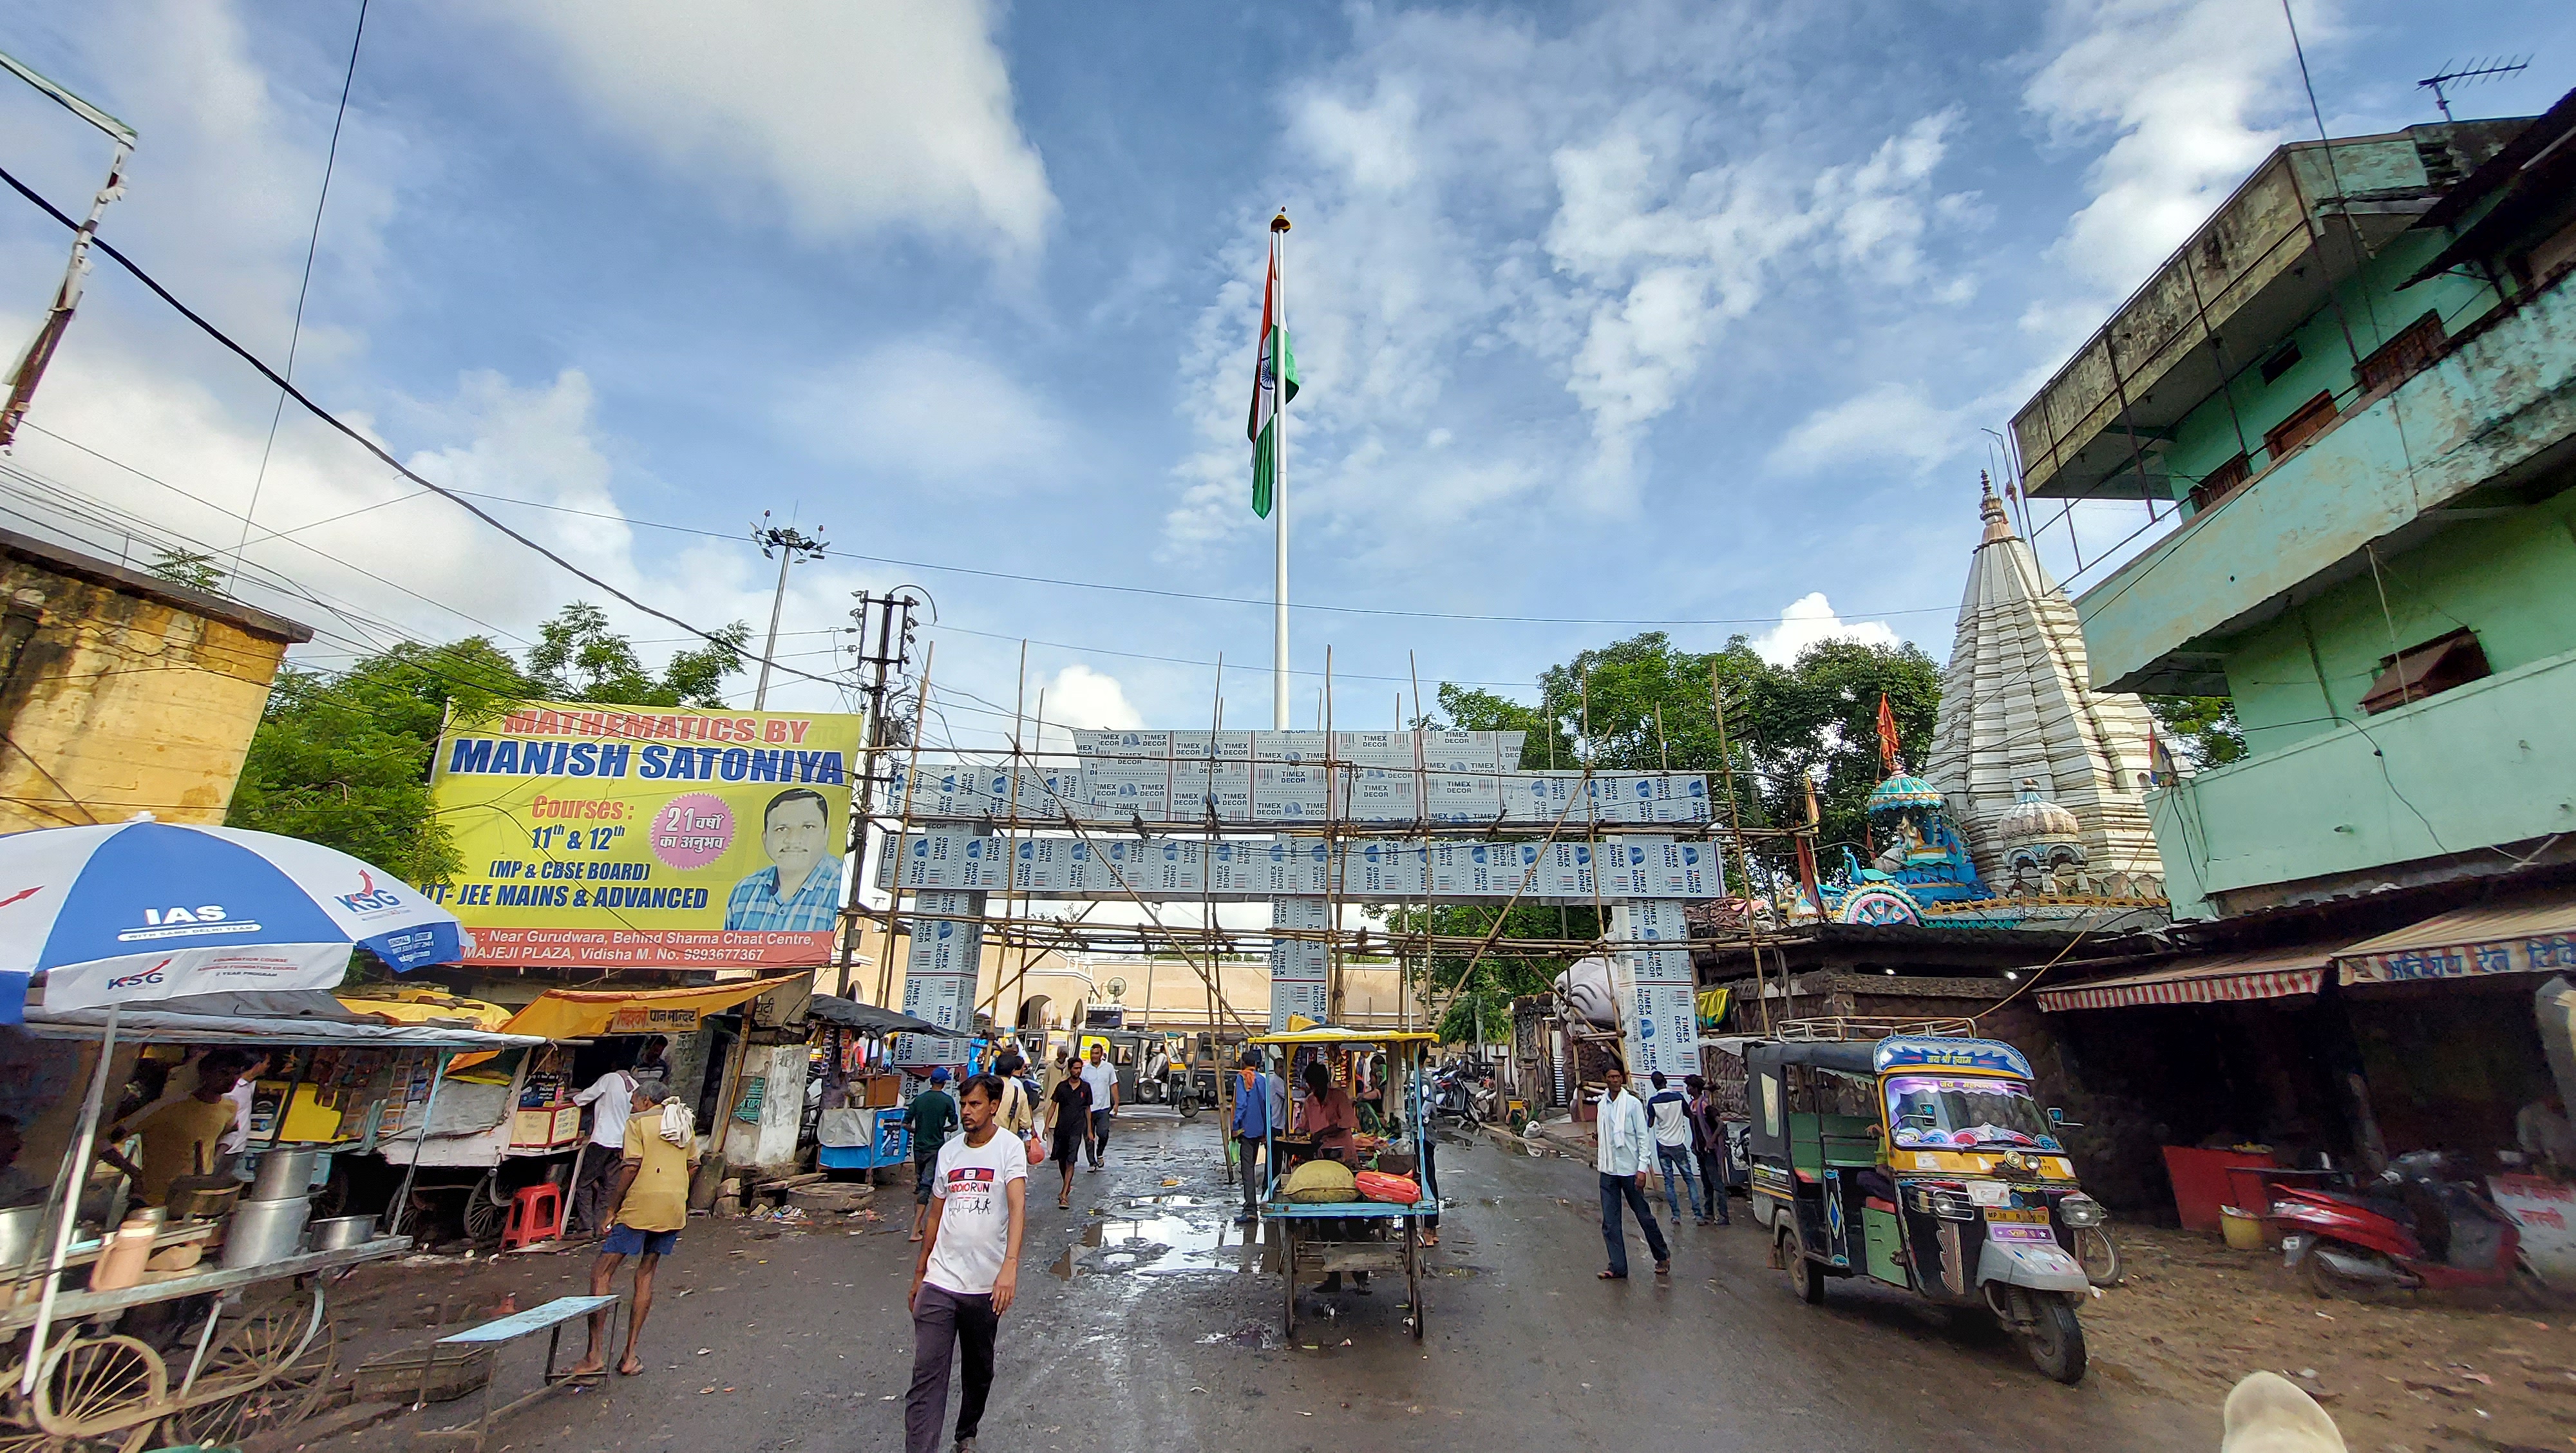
[1354, 1170, 1421, 1204]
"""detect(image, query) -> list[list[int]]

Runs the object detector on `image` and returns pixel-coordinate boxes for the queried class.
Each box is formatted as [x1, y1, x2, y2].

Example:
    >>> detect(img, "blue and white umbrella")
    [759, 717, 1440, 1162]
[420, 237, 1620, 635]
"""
[0, 818, 467, 1024]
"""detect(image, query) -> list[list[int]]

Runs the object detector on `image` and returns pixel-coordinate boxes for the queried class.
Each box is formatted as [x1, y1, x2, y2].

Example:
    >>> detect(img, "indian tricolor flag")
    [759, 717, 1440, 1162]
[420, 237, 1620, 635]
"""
[1246, 240, 1298, 520]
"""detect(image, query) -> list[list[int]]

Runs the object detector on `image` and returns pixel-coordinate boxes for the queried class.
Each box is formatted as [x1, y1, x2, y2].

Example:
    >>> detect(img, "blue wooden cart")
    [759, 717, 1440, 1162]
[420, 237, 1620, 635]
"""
[1255, 1027, 1440, 1341]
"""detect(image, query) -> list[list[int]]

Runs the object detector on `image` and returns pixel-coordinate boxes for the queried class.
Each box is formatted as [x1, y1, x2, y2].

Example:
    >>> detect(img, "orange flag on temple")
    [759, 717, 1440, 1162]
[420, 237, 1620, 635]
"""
[1876, 692, 1902, 775]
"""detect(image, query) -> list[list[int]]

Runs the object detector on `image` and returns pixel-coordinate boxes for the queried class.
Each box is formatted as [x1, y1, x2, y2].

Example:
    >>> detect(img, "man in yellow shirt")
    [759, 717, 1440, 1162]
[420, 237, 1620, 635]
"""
[99, 1050, 256, 1206]
[571, 1078, 697, 1378]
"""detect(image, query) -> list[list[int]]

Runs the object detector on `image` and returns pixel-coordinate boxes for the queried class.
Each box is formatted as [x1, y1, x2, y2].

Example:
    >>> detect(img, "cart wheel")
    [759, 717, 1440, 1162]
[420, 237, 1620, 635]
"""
[29, 1334, 167, 1447]
[1405, 1222, 1425, 1342]
[462, 1170, 507, 1245]
[0, 1420, 159, 1453]
[163, 1290, 335, 1447]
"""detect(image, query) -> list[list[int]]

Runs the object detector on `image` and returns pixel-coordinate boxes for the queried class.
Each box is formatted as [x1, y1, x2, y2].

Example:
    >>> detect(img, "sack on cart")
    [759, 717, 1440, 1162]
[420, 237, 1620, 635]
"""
[1283, 1160, 1357, 1203]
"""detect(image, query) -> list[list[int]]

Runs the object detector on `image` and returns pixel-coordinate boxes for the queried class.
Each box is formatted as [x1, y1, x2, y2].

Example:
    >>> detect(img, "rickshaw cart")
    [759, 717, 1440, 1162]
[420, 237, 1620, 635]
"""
[1742, 1021, 2107, 1384]
[1255, 1028, 1439, 1342]
[4, 1001, 536, 1451]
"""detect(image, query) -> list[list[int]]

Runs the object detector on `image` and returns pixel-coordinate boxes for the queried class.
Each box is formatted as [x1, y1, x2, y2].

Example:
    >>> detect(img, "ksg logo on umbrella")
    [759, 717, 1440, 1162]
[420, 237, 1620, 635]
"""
[334, 871, 406, 914]
[104, 958, 174, 992]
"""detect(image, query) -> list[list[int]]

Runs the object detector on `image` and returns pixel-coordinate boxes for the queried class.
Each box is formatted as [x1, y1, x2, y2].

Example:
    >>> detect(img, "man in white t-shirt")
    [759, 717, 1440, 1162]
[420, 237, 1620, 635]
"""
[1079, 1045, 1120, 1171]
[905, 1074, 1027, 1453]
[570, 1067, 637, 1237]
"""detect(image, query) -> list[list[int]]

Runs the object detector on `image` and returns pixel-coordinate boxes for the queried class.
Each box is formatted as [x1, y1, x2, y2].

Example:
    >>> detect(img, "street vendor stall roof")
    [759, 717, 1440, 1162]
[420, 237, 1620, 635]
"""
[19, 992, 540, 1049]
[2033, 940, 2349, 1012]
[487, 972, 806, 1042]
[1251, 1026, 1439, 1046]
[806, 994, 943, 1036]
[2335, 888, 2576, 985]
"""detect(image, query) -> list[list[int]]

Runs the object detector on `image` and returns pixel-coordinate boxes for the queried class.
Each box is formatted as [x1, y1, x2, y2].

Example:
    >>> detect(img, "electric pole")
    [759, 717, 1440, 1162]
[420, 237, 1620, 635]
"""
[840, 589, 922, 1002]
[0, 48, 136, 449]
[749, 513, 828, 709]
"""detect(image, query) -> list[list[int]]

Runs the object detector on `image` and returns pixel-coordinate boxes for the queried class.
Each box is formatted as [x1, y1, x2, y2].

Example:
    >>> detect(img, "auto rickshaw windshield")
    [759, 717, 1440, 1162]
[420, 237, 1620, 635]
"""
[1883, 1074, 2059, 1150]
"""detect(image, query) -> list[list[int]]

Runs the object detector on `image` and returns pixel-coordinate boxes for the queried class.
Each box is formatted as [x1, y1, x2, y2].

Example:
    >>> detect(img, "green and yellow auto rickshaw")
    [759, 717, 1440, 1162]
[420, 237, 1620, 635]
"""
[1743, 1027, 2107, 1383]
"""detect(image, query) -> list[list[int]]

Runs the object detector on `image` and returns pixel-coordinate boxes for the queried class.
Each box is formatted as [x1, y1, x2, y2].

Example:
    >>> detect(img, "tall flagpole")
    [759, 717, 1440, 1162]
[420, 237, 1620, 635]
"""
[1271, 211, 1292, 730]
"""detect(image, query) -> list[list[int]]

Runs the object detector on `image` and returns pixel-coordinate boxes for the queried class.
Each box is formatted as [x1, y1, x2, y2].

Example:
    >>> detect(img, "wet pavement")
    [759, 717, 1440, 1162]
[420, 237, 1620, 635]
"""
[296, 1109, 2218, 1452]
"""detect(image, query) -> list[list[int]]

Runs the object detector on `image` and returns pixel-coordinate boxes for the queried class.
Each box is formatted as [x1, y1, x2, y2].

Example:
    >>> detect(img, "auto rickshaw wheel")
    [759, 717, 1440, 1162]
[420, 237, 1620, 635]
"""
[1779, 1225, 1824, 1304]
[2017, 1294, 2087, 1384]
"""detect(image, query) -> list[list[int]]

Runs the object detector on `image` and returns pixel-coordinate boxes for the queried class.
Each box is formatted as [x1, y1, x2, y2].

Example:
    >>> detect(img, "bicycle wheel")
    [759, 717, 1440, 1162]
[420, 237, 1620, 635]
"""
[162, 1290, 334, 1447]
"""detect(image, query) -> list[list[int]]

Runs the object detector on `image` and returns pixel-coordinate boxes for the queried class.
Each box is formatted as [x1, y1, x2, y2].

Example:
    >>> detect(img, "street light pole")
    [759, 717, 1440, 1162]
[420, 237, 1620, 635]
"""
[750, 513, 828, 709]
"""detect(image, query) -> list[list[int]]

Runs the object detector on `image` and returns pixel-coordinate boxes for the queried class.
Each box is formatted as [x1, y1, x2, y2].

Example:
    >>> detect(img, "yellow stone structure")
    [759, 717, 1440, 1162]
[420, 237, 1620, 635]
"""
[0, 528, 311, 831]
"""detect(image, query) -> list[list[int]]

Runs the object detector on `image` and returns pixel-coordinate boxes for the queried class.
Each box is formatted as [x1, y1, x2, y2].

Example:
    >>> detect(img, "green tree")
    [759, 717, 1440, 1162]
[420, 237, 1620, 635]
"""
[526, 602, 752, 707]
[146, 547, 225, 594]
[2143, 694, 2244, 769]
[227, 638, 533, 884]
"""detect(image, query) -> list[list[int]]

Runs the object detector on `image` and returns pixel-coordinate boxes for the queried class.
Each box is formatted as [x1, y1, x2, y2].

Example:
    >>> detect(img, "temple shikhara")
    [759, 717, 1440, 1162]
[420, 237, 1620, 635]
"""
[1802, 476, 2168, 927]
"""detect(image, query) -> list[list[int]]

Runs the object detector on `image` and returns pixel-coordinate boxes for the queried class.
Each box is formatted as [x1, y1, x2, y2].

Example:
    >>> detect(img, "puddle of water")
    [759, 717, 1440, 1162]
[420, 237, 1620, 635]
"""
[1055, 1209, 1260, 1277]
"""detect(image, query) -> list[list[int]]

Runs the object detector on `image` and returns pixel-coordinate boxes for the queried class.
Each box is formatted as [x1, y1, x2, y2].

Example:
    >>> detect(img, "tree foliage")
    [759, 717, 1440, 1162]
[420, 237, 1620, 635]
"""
[228, 603, 750, 885]
[525, 601, 752, 707]
[2143, 694, 2244, 769]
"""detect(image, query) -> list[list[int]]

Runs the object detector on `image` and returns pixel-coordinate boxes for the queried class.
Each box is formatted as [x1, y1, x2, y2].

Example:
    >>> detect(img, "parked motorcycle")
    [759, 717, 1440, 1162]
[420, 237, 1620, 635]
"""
[1428, 1061, 1495, 1128]
[2272, 1150, 2546, 1303]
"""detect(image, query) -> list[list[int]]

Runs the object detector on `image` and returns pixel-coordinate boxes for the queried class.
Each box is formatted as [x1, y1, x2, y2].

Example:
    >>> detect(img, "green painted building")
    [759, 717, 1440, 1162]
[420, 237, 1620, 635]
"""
[2011, 100, 2576, 921]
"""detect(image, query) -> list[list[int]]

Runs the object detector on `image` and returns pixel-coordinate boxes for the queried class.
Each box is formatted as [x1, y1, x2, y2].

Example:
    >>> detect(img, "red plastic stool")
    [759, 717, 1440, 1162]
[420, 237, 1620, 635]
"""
[502, 1182, 564, 1250]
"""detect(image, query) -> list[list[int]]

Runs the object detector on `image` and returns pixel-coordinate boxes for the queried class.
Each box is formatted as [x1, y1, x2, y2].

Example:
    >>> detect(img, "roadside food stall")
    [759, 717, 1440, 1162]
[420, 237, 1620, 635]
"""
[0, 817, 509, 1450]
[3, 1000, 536, 1449]
[804, 997, 944, 1175]
[1255, 1027, 1439, 1340]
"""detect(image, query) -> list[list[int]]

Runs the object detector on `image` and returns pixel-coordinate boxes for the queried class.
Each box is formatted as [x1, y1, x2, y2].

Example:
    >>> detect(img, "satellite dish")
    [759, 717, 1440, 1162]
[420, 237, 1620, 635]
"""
[1105, 978, 1127, 1001]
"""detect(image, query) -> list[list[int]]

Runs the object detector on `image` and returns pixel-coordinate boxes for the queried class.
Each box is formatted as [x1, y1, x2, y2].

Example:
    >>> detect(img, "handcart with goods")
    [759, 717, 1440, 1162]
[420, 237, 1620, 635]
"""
[2, 999, 536, 1451]
[1255, 1027, 1440, 1341]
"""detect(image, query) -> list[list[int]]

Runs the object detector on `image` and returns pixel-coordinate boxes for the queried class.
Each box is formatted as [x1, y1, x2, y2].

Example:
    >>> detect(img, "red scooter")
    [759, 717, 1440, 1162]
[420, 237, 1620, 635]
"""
[2270, 1151, 2545, 1302]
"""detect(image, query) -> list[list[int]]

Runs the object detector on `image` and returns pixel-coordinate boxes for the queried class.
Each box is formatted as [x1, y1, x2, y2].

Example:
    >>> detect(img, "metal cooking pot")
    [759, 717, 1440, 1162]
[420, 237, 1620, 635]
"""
[305, 1215, 376, 1252]
[249, 1147, 323, 1203]
[0, 1202, 46, 1273]
[220, 1196, 310, 1270]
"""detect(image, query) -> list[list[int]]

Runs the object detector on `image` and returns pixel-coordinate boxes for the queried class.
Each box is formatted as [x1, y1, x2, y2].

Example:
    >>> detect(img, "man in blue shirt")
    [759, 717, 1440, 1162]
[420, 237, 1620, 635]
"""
[724, 788, 845, 931]
[1229, 1050, 1275, 1226]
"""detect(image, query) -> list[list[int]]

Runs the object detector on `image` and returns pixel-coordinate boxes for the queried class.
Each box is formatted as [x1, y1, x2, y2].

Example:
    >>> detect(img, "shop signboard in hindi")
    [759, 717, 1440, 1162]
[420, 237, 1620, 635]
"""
[430, 701, 863, 969]
[608, 1005, 706, 1034]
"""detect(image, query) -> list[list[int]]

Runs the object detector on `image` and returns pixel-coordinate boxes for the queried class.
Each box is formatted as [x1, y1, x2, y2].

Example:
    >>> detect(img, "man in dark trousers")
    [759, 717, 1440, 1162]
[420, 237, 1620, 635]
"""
[1594, 1062, 1670, 1279]
[905, 1074, 1026, 1453]
[1229, 1050, 1276, 1225]
[907, 1068, 959, 1243]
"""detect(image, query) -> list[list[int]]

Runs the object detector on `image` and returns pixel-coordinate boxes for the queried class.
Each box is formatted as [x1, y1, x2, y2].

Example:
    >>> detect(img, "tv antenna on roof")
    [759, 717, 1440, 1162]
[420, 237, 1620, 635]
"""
[2418, 57, 2530, 120]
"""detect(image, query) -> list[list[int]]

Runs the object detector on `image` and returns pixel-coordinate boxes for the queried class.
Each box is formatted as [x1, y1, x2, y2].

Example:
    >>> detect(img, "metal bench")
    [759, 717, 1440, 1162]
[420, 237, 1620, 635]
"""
[411, 1294, 620, 1453]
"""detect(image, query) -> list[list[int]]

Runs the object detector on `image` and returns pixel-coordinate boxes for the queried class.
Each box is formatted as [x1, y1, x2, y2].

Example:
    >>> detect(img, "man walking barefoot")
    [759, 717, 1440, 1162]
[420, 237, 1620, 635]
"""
[1595, 1063, 1670, 1279]
[905, 1074, 1027, 1453]
[570, 1079, 694, 1376]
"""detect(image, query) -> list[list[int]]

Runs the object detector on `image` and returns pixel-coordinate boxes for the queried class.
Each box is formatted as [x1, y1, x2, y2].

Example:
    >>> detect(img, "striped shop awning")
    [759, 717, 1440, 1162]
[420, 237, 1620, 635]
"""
[2035, 942, 2351, 1013]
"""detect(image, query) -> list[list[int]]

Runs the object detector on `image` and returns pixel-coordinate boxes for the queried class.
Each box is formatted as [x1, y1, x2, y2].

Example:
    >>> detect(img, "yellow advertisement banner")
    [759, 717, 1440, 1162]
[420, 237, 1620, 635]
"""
[428, 703, 864, 969]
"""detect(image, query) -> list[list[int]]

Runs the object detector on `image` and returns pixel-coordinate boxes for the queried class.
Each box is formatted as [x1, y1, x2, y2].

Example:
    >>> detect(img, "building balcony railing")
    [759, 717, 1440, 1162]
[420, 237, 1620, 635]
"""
[2074, 268, 2576, 694]
[2147, 643, 2576, 916]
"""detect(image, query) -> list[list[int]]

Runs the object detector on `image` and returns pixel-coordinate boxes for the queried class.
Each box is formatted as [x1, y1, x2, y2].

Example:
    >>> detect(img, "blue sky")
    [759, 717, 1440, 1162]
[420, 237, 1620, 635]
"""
[2, 0, 2570, 752]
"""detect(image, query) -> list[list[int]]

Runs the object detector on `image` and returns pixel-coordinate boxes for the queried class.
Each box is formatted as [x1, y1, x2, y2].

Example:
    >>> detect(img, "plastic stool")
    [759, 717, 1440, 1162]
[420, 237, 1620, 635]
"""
[502, 1182, 564, 1250]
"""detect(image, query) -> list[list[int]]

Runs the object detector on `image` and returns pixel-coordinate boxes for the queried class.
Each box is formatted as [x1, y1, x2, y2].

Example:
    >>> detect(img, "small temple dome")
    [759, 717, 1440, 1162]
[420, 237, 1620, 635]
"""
[1866, 774, 1947, 813]
[1996, 780, 2081, 844]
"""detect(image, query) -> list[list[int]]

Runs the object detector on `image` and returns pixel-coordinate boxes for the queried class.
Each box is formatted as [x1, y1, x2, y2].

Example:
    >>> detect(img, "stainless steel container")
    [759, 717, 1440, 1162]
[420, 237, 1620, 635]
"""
[248, 1147, 322, 1203]
[0, 1202, 45, 1273]
[220, 1196, 310, 1270]
[305, 1215, 376, 1251]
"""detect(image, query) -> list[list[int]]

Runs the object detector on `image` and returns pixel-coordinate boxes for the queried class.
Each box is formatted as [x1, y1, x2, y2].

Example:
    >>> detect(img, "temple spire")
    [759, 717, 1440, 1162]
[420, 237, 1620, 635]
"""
[1924, 473, 2168, 894]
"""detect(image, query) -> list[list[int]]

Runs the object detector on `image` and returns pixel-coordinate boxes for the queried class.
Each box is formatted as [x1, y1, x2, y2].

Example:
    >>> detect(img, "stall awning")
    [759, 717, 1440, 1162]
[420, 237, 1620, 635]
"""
[2336, 889, 2576, 985]
[19, 1003, 541, 1049]
[806, 995, 943, 1036]
[2035, 942, 2347, 1012]
[493, 972, 806, 1041]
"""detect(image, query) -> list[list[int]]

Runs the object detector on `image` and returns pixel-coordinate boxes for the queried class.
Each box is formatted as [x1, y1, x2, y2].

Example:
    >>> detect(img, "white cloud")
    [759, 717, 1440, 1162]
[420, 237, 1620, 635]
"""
[779, 339, 1068, 491]
[1750, 593, 1905, 665]
[2022, 0, 2315, 299]
[1162, 6, 1980, 553]
[1768, 383, 1969, 475]
[482, 0, 1054, 258]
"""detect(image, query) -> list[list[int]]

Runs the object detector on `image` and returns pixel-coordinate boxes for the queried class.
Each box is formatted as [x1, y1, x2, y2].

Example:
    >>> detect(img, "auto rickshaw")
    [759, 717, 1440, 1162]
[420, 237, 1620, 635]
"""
[1744, 1025, 2105, 1383]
